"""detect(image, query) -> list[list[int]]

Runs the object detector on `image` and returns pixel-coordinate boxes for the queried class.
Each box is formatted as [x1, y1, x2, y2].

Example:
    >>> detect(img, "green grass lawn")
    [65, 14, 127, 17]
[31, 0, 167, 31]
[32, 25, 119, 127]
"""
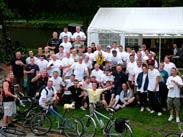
[53, 104, 181, 137]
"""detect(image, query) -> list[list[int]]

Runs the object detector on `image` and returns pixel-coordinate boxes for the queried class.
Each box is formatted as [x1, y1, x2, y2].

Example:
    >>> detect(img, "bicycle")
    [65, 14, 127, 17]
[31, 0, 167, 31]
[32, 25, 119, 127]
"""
[14, 86, 33, 114]
[0, 126, 26, 137]
[30, 104, 84, 137]
[80, 103, 133, 137]
[165, 120, 183, 137]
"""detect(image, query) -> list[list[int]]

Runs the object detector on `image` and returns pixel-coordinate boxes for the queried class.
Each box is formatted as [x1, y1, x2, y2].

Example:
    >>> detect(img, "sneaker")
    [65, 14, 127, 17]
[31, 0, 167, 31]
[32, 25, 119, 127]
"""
[80, 106, 86, 111]
[157, 112, 162, 116]
[145, 107, 151, 112]
[140, 107, 144, 112]
[150, 110, 155, 114]
[168, 115, 173, 122]
[176, 117, 180, 123]
[162, 108, 167, 112]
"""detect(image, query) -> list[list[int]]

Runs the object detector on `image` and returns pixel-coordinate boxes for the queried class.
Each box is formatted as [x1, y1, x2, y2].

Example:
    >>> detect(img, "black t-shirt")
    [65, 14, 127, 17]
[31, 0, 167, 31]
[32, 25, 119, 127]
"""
[25, 64, 39, 83]
[10, 58, 26, 77]
[68, 86, 83, 99]
[112, 70, 128, 86]
[47, 38, 62, 53]
[37, 76, 49, 89]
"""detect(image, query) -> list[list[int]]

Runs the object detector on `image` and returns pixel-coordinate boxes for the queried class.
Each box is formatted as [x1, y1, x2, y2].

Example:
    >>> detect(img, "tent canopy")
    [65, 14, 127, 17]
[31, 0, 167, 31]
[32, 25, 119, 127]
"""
[88, 7, 183, 34]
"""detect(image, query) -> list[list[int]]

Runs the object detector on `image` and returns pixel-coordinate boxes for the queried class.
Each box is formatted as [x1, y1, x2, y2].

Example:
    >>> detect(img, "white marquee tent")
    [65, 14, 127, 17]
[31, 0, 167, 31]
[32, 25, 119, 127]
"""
[87, 7, 183, 62]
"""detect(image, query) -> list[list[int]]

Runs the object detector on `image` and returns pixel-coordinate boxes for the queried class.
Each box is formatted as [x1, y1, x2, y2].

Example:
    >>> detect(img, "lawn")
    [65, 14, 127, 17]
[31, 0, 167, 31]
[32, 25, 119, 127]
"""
[54, 104, 181, 137]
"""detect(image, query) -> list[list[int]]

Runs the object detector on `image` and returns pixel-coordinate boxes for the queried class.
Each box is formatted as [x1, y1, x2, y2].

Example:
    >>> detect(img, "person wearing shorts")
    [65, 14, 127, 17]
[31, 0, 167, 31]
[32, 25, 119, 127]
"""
[2, 72, 17, 128]
[166, 67, 183, 123]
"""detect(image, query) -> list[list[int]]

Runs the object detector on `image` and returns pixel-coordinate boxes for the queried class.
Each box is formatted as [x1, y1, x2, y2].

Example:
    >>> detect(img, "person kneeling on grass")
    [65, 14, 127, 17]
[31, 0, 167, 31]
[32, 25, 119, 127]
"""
[112, 83, 135, 110]
[39, 80, 59, 109]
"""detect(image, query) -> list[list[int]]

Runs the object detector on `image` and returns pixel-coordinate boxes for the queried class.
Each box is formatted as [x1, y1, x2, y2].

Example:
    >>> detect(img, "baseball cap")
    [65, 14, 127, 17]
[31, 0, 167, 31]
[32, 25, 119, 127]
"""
[106, 45, 111, 48]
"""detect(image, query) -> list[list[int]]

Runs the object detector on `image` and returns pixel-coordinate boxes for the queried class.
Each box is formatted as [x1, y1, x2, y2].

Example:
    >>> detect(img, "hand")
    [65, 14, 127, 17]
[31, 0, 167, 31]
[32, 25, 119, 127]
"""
[30, 69, 35, 73]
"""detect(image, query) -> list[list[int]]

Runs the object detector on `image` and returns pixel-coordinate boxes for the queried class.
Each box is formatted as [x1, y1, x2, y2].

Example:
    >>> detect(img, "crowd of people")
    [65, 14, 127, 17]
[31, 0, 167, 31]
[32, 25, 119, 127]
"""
[1, 25, 183, 128]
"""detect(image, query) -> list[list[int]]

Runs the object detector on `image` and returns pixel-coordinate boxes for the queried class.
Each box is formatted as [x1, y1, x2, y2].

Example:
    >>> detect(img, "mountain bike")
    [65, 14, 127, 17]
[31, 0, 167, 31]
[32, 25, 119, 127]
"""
[80, 103, 133, 137]
[30, 105, 84, 137]
[165, 120, 183, 137]
[0, 126, 26, 137]
[15, 87, 33, 114]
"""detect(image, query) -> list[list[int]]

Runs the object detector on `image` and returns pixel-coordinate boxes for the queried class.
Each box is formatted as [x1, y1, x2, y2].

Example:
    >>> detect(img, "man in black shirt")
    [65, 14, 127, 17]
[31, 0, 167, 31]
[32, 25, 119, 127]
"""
[24, 58, 39, 97]
[112, 64, 128, 95]
[68, 79, 85, 109]
[47, 31, 62, 54]
[10, 52, 26, 89]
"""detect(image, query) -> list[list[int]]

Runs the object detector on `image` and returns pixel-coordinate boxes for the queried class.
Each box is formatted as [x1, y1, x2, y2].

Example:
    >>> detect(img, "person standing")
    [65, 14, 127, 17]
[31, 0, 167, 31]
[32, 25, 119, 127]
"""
[147, 61, 162, 116]
[2, 72, 17, 128]
[159, 62, 169, 111]
[166, 68, 183, 123]
[24, 58, 40, 97]
[10, 51, 26, 89]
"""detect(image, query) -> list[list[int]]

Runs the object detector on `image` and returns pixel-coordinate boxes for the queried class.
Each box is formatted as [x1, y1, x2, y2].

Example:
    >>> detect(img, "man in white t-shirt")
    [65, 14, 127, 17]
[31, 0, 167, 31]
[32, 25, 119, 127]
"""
[60, 36, 72, 54]
[147, 61, 162, 116]
[65, 56, 89, 81]
[72, 26, 86, 42]
[39, 80, 58, 109]
[166, 67, 183, 123]
[164, 56, 176, 76]
[35, 55, 48, 72]
[59, 26, 72, 42]
[90, 64, 104, 83]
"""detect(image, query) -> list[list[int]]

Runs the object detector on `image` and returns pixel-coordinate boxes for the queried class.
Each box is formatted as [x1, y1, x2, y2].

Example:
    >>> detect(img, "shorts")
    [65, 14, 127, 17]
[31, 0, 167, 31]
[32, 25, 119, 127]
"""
[3, 101, 16, 116]
[167, 97, 180, 112]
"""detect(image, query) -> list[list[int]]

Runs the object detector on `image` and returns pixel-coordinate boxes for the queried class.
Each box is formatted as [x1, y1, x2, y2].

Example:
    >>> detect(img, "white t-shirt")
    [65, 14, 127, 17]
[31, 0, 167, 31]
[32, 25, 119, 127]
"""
[83, 60, 93, 70]
[64, 79, 73, 95]
[49, 77, 65, 91]
[85, 53, 94, 62]
[104, 52, 112, 62]
[60, 42, 72, 53]
[166, 75, 183, 98]
[47, 60, 62, 76]
[147, 68, 160, 91]
[133, 65, 143, 86]
[35, 59, 48, 72]
[164, 62, 176, 76]
[90, 69, 104, 82]
[39, 86, 57, 107]
[61, 57, 74, 77]
[26, 56, 39, 64]
[71, 62, 88, 81]
[126, 61, 136, 81]
[111, 55, 123, 65]
[72, 31, 86, 40]
[59, 32, 72, 41]
[101, 74, 114, 84]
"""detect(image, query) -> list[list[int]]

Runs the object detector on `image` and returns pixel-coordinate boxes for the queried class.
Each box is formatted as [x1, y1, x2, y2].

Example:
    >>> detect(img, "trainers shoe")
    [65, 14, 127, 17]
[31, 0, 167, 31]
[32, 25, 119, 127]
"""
[145, 107, 151, 112]
[168, 115, 173, 122]
[80, 106, 86, 111]
[150, 110, 155, 114]
[157, 112, 162, 116]
[176, 117, 180, 123]
[140, 107, 144, 112]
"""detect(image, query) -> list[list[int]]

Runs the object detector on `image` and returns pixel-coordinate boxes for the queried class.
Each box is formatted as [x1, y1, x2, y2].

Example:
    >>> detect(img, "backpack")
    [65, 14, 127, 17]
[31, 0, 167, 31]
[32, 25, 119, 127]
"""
[114, 118, 127, 133]
[36, 85, 54, 100]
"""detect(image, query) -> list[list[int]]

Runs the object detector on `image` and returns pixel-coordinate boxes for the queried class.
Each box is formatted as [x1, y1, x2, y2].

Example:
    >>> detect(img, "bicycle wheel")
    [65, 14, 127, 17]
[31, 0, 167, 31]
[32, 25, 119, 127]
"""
[3, 127, 26, 137]
[80, 115, 96, 137]
[165, 133, 180, 137]
[30, 114, 52, 136]
[0, 129, 8, 137]
[64, 117, 84, 137]
[16, 96, 33, 114]
[107, 122, 133, 137]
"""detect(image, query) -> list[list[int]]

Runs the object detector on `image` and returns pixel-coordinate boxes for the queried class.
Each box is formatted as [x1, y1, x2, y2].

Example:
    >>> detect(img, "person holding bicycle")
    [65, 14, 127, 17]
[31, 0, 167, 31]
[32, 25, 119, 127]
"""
[2, 71, 17, 128]
[39, 80, 58, 109]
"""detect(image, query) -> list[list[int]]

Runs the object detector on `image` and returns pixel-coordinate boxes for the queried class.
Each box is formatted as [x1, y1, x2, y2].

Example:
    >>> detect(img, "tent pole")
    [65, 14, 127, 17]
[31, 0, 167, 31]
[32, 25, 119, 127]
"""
[159, 34, 161, 64]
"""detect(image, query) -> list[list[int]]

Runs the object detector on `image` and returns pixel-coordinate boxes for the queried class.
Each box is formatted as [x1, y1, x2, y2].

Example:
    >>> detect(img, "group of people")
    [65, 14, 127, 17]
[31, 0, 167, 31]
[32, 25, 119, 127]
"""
[1, 26, 183, 128]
